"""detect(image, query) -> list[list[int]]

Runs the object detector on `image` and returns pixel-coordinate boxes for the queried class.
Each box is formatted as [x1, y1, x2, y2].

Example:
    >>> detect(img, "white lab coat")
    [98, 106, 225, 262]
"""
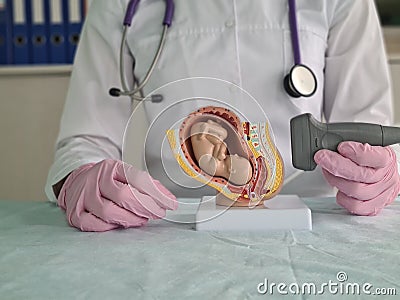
[45, 0, 397, 203]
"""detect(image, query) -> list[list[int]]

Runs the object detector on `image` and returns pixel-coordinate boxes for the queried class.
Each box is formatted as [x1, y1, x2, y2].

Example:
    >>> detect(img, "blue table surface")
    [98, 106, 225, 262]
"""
[0, 198, 399, 300]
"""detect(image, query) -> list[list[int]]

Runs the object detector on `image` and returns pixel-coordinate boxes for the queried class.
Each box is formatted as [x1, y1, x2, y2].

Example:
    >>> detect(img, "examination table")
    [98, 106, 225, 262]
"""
[0, 197, 399, 299]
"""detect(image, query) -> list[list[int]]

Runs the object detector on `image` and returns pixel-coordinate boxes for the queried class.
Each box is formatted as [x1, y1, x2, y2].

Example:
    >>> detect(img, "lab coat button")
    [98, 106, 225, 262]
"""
[225, 20, 235, 28]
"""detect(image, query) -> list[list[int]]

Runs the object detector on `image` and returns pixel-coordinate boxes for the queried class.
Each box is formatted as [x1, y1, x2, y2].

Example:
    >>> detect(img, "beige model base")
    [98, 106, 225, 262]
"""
[215, 193, 265, 207]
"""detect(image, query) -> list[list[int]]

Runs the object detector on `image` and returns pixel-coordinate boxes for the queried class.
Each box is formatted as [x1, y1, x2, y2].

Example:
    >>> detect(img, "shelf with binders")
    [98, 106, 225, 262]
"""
[1, 0, 89, 66]
[0, 64, 72, 76]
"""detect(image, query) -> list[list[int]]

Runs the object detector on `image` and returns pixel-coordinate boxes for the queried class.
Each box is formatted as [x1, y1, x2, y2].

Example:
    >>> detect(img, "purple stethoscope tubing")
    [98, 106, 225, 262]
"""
[110, 0, 175, 100]
[110, 0, 316, 100]
[124, 0, 174, 26]
[288, 0, 301, 65]
[123, 0, 299, 59]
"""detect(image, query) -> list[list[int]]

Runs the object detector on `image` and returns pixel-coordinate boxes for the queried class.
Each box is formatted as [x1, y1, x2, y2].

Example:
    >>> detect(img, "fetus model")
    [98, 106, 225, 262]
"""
[167, 105, 284, 207]
[190, 120, 253, 186]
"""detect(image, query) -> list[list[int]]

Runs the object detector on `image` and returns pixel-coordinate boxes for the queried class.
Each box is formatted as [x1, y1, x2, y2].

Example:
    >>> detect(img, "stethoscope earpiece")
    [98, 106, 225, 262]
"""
[284, 64, 317, 98]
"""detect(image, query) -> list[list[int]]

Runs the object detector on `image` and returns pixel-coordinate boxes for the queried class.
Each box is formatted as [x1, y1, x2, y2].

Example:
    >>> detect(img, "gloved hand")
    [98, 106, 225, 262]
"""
[58, 159, 178, 231]
[314, 141, 400, 216]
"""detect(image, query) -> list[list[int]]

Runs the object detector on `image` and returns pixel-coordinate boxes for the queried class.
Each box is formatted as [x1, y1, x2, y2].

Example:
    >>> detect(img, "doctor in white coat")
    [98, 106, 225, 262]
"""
[46, 0, 400, 231]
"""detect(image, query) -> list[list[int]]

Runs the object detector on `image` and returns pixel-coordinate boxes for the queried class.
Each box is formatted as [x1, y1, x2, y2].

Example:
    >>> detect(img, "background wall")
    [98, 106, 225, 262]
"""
[384, 28, 400, 123]
[393, 64, 400, 119]
[0, 30, 399, 201]
[0, 68, 69, 201]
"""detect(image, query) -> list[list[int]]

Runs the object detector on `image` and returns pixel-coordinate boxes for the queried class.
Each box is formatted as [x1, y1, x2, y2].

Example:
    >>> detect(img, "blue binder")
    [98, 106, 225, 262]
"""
[0, 0, 13, 64]
[64, 0, 84, 64]
[11, 0, 31, 64]
[30, 0, 48, 64]
[46, 0, 66, 64]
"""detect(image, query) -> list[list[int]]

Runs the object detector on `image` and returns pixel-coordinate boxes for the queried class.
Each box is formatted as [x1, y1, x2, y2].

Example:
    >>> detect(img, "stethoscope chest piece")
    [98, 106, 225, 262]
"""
[284, 64, 317, 98]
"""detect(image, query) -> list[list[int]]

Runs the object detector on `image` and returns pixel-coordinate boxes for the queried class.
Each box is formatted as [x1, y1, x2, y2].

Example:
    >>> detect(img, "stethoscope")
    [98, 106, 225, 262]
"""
[109, 0, 317, 102]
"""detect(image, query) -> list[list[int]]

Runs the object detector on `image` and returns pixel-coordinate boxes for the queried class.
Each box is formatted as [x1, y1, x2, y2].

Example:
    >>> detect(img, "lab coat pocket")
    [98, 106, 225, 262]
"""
[283, 29, 327, 116]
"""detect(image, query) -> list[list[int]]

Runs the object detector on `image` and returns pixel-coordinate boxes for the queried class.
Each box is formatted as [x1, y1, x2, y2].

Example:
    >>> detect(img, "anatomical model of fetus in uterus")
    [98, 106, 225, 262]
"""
[167, 106, 284, 207]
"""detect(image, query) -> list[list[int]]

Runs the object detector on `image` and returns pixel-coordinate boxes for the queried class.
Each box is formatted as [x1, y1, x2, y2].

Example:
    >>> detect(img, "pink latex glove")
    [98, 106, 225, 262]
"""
[58, 159, 178, 231]
[314, 141, 400, 216]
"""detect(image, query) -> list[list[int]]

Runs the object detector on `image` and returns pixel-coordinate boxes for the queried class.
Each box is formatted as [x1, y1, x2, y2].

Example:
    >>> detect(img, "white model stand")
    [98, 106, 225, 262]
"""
[196, 195, 312, 231]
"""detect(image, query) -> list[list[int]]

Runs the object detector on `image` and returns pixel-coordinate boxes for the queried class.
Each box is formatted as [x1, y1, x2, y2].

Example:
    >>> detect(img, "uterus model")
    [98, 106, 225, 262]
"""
[167, 106, 284, 207]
